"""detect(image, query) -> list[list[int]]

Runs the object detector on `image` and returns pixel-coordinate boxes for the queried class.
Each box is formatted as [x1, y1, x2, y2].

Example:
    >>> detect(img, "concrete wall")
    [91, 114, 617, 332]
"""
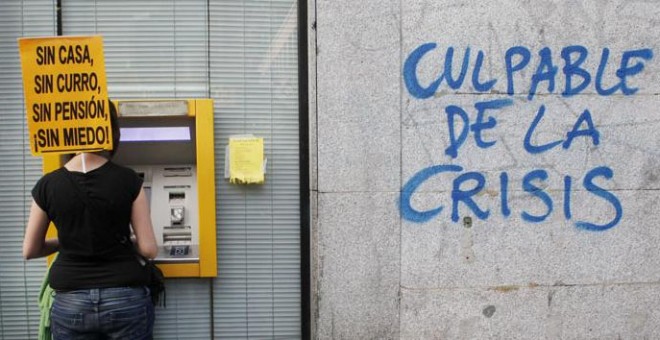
[312, 0, 660, 339]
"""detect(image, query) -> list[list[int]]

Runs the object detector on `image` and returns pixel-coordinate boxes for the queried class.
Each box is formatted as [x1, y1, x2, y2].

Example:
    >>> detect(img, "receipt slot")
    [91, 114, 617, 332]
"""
[43, 99, 217, 278]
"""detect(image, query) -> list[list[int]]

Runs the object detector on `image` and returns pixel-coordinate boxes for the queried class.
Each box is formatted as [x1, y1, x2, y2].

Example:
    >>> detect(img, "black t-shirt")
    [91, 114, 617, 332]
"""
[32, 161, 150, 290]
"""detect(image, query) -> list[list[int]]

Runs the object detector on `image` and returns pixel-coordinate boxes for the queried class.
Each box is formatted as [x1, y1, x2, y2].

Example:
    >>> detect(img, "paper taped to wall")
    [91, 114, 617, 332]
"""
[226, 135, 265, 184]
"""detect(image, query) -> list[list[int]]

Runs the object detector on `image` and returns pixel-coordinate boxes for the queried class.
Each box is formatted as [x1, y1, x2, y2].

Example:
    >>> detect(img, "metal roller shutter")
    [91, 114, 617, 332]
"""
[209, 1, 301, 338]
[63, 1, 212, 338]
[61, 1, 302, 339]
[0, 1, 55, 339]
[62, 0, 209, 98]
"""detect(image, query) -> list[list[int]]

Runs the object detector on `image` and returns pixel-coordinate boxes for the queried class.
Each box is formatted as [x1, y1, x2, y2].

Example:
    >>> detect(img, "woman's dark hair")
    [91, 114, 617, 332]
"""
[61, 100, 120, 162]
[108, 100, 120, 158]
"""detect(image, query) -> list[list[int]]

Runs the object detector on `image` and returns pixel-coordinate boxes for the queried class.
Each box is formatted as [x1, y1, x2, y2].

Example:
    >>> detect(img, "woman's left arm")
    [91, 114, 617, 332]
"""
[23, 200, 58, 260]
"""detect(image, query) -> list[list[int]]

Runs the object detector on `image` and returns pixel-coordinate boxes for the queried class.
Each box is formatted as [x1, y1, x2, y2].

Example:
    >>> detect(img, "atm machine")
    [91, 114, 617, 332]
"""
[43, 99, 217, 278]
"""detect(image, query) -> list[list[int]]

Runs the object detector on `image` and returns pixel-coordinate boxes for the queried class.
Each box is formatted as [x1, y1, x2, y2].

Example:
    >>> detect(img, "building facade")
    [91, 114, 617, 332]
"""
[3, 0, 660, 339]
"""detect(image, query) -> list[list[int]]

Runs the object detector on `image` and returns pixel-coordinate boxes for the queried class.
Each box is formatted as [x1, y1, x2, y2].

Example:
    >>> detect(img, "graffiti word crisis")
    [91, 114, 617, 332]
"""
[400, 43, 653, 231]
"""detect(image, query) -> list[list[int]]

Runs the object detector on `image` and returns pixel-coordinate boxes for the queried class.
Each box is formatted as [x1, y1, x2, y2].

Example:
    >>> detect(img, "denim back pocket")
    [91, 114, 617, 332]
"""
[107, 305, 150, 339]
[50, 305, 84, 337]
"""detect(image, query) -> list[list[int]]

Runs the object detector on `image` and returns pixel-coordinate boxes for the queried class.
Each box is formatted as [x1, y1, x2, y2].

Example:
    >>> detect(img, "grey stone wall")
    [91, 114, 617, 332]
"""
[312, 0, 660, 339]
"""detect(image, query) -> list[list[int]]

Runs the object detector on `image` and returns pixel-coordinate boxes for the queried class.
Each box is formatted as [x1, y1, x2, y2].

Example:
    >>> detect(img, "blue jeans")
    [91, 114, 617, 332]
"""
[50, 286, 154, 340]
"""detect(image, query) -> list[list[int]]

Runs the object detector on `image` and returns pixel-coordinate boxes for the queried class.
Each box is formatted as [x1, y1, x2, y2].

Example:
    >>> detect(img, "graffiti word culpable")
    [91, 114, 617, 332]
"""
[400, 43, 653, 231]
[403, 43, 653, 99]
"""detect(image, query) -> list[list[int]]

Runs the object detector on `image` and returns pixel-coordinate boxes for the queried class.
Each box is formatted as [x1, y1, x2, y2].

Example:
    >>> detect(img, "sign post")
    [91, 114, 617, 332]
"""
[18, 35, 111, 156]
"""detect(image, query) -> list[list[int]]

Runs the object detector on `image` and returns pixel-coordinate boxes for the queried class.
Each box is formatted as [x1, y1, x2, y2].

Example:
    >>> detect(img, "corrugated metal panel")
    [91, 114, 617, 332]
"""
[0, 1, 55, 339]
[210, 1, 301, 338]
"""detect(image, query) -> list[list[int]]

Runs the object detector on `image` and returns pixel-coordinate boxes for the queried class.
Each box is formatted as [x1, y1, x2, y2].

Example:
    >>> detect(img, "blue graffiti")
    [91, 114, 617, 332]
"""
[445, 99, 513, 158]
[523, 105, 600, 154]
[445, 99, 599, 159]
[403, 43, 653, 98]
[521, 169, 553, 223]
[399, 165, 623, 229]
[400, 43, 651, 231]
[472, 50, 497, 92]
[399, 164, 462, 223]
[403, 43, 442, 99]
[523, 105, 562, 154]
[452, 171, 489, 222]
[561, 45, 590, 96]
[575, 166, 622, 231]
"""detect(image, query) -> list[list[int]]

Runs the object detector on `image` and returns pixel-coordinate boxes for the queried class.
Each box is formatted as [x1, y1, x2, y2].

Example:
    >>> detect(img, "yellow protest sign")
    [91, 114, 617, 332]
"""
[228, 136, 265, 184]
[18, 35, 111, 156]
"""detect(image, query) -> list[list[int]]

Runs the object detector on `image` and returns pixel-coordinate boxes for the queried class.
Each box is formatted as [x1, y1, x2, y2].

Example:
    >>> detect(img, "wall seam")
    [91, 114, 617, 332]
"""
[398, 0, 404, 338]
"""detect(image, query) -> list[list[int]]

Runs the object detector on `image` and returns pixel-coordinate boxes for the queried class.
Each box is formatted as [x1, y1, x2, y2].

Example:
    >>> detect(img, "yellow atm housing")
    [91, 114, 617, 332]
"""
[43, 99, 217, 278]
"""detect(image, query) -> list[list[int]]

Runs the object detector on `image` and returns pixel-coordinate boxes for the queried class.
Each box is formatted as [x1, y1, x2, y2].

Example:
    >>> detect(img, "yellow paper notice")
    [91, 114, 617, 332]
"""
[18, 35, 111, 156]
[229, 137, 264, 184]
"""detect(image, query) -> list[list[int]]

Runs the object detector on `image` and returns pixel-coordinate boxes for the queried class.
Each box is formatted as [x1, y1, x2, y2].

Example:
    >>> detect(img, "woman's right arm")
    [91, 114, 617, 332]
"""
[131, 187, 158, 259]
[23, 200, 58, 259]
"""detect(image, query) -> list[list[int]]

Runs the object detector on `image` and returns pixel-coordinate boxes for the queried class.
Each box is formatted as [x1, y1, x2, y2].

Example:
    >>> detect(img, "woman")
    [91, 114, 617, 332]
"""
[23, 101, 158, 339]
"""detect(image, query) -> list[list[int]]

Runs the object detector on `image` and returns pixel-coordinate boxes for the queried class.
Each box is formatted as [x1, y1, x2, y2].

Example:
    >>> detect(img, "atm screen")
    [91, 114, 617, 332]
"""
[120, 127, 191, 142]
[115, 117, 196, 169]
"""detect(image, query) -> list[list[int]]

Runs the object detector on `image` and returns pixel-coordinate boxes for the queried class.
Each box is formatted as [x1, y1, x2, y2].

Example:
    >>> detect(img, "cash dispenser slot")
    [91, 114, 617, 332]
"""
[164, 167, 192, 177]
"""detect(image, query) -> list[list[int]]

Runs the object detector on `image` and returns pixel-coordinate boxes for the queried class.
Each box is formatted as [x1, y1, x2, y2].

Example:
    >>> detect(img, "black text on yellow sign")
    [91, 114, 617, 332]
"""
[18, 35, 111, 156]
